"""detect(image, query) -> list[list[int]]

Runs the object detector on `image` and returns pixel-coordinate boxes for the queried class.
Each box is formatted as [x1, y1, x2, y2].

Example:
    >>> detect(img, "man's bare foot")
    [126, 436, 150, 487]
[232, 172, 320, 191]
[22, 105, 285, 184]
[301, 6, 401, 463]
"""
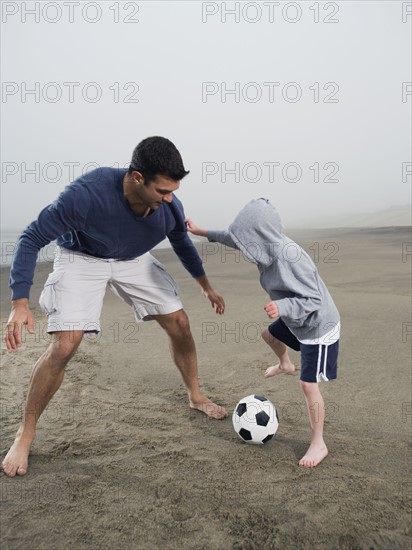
[264, 362, 295, 378]
[189, 396, 228, 419]
[2, 433, 34, 477]
[299, 441, 328, 468]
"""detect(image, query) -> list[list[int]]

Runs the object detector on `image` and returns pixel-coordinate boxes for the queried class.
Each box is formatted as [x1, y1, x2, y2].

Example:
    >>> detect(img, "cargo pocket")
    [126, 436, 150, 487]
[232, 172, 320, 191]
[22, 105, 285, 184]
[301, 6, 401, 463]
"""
[152, 261, 179, 295]
[39, 271, 63, 315]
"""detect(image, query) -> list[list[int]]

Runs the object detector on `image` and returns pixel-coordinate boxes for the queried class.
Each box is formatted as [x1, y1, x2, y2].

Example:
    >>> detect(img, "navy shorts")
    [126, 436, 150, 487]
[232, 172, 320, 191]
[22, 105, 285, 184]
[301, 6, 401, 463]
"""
[268, 318, 339, 383]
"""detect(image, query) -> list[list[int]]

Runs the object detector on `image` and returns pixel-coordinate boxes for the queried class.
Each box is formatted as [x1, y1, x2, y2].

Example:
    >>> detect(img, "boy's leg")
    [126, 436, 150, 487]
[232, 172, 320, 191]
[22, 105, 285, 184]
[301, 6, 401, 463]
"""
[2, 330, 84, 477]
[262, 328, 295, 377]
[299, 380, 328, 467]
[297, 340, 338, 467]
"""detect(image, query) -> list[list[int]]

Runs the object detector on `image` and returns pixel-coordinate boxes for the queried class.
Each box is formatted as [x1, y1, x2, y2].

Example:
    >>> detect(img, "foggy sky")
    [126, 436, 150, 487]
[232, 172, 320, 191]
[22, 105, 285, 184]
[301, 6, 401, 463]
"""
[1, 1, 411, 232]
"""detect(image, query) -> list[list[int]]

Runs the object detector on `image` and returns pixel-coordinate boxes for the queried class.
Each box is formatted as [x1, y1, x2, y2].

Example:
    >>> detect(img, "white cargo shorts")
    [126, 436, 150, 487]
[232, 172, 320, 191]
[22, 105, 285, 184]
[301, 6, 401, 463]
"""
[39, 247, 183, 333]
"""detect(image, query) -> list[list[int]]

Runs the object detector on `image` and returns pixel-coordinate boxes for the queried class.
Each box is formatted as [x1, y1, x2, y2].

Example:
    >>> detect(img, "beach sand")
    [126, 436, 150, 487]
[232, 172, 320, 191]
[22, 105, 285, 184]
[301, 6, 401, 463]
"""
[1, 227, 411, 550]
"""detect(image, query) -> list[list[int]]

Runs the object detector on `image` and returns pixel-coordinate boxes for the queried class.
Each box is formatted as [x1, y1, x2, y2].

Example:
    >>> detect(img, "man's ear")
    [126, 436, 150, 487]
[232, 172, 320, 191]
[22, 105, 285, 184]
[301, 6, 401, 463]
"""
[132, 170, 144, 184]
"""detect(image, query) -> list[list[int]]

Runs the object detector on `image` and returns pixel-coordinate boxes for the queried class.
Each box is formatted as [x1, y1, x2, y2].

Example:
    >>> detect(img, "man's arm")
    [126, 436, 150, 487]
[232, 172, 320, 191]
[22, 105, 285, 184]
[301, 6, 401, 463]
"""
[193, 274, 225, 315]
[5, 184, 90, 352]
[4, 298, 35, 352]
[166, 204, 225, 314]
[185, 219, 239, 315]
[10, 184, 89, 301]
[167, 230, 225, 315]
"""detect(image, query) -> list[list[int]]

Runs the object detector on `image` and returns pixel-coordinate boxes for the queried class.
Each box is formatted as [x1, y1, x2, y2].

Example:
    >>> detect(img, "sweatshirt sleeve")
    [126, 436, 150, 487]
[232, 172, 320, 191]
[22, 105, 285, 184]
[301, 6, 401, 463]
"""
[275, 270, 322, 320]
[9, 184, 90, 300]
[207, 230, 238, 249]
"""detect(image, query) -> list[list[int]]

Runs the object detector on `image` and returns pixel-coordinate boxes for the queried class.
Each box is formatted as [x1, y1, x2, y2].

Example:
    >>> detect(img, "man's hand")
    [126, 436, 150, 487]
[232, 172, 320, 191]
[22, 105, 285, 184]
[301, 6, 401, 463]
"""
[264, 300, 279, 319]
[185, 218, 207, 237]
[202, 288, 225, 315]
[4, 299, 35, 352]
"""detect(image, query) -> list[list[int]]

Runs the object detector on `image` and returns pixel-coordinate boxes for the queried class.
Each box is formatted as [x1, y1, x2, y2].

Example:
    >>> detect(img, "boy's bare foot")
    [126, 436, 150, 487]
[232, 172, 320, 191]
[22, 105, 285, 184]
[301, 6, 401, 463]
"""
[2, 433, 34, 477]
[299, 441, 328, 468]
[189, 396, 228, 419]
[264, 362, 295, 378]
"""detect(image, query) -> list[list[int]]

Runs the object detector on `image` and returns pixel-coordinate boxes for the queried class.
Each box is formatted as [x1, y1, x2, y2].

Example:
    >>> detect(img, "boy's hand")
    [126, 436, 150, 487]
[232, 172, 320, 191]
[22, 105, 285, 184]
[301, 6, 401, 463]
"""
[264, 300, 279, 319]
[185, 218, 207, 237]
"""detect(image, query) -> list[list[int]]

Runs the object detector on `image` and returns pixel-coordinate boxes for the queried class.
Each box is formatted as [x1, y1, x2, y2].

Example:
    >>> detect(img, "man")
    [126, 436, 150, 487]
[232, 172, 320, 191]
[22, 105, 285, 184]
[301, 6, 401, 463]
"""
[3, 136, 228, 478]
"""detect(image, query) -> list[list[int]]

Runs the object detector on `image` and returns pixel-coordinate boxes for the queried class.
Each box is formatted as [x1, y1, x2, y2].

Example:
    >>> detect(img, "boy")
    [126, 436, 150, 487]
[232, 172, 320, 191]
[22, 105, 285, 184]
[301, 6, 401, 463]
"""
[186, 198, 340, 468]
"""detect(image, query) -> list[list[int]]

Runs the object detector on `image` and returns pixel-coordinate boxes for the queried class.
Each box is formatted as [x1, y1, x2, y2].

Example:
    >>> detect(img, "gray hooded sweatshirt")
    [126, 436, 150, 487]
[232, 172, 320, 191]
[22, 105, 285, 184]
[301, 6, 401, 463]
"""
[207, 198, 340, 343]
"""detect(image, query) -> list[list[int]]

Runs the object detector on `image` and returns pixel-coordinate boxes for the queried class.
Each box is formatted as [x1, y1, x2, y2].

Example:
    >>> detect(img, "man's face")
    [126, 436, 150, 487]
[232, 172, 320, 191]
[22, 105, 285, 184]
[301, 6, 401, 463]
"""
[131, 173, 180, 210]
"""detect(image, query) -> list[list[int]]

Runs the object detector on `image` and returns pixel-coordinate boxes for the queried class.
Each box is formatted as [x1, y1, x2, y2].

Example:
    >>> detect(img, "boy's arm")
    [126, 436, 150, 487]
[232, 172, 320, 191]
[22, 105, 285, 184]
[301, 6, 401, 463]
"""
[276, 295, 322, 319]
[275, 271, 322, 320]
[207, 230, 238, 250]
[185, 220, 238, 250]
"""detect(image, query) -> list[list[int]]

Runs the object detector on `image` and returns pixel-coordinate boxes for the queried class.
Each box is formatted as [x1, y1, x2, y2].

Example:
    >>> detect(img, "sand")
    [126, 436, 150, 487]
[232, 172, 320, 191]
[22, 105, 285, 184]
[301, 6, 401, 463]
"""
[1, 227, 411, 550]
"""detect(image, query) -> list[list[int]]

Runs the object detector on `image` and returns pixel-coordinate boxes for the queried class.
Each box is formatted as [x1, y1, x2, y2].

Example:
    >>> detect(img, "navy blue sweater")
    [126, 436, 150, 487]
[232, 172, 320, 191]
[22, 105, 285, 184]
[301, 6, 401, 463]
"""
[10, 168, 205, 300]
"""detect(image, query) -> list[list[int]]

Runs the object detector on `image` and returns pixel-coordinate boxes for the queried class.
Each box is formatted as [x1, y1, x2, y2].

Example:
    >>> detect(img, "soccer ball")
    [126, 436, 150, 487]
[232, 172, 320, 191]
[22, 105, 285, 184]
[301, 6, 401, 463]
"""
[232, 394, 279, 445]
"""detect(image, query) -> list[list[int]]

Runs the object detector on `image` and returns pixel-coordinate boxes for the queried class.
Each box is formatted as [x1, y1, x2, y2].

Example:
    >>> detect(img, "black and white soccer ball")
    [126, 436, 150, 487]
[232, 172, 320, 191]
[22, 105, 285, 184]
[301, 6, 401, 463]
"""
[232, 394, 279, 445]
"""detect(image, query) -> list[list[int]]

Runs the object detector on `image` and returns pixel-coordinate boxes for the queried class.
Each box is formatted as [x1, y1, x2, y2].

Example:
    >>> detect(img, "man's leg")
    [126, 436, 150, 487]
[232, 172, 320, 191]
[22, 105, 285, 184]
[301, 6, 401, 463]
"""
[2, 330, 84, 477]
[299, 381, 328, 468]
[153, 310, 227, 419]
[262, 328, 296, 377]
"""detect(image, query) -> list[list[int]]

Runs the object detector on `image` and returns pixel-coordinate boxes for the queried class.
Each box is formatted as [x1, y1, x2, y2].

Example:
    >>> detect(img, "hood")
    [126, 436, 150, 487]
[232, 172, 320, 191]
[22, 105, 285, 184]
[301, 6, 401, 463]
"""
[228, 198, 285, 267]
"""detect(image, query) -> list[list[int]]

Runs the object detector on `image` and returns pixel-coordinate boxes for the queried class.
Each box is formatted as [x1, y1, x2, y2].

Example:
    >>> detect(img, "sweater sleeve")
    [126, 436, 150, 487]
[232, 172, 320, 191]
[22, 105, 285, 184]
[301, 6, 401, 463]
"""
[9, 184, 90, 300]
[166, 198, 205, 278]
[167, 230, 205, 278]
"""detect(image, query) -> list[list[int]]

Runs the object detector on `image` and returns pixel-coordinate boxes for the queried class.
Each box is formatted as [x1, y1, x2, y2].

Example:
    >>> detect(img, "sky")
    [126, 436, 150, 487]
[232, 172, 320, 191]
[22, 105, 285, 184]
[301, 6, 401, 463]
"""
[1, 0, 411, 232]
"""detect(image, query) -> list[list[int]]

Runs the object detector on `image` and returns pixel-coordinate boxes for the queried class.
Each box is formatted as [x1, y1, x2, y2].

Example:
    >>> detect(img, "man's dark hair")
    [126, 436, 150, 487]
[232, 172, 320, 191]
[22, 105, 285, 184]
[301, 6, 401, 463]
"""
[128, 136, 190, 184]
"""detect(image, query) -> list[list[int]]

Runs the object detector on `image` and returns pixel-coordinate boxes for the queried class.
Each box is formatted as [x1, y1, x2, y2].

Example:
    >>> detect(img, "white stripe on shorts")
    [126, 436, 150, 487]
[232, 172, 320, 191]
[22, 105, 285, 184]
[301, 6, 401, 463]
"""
[315, 345, 322, 382]
[322, 346, 329, 381]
